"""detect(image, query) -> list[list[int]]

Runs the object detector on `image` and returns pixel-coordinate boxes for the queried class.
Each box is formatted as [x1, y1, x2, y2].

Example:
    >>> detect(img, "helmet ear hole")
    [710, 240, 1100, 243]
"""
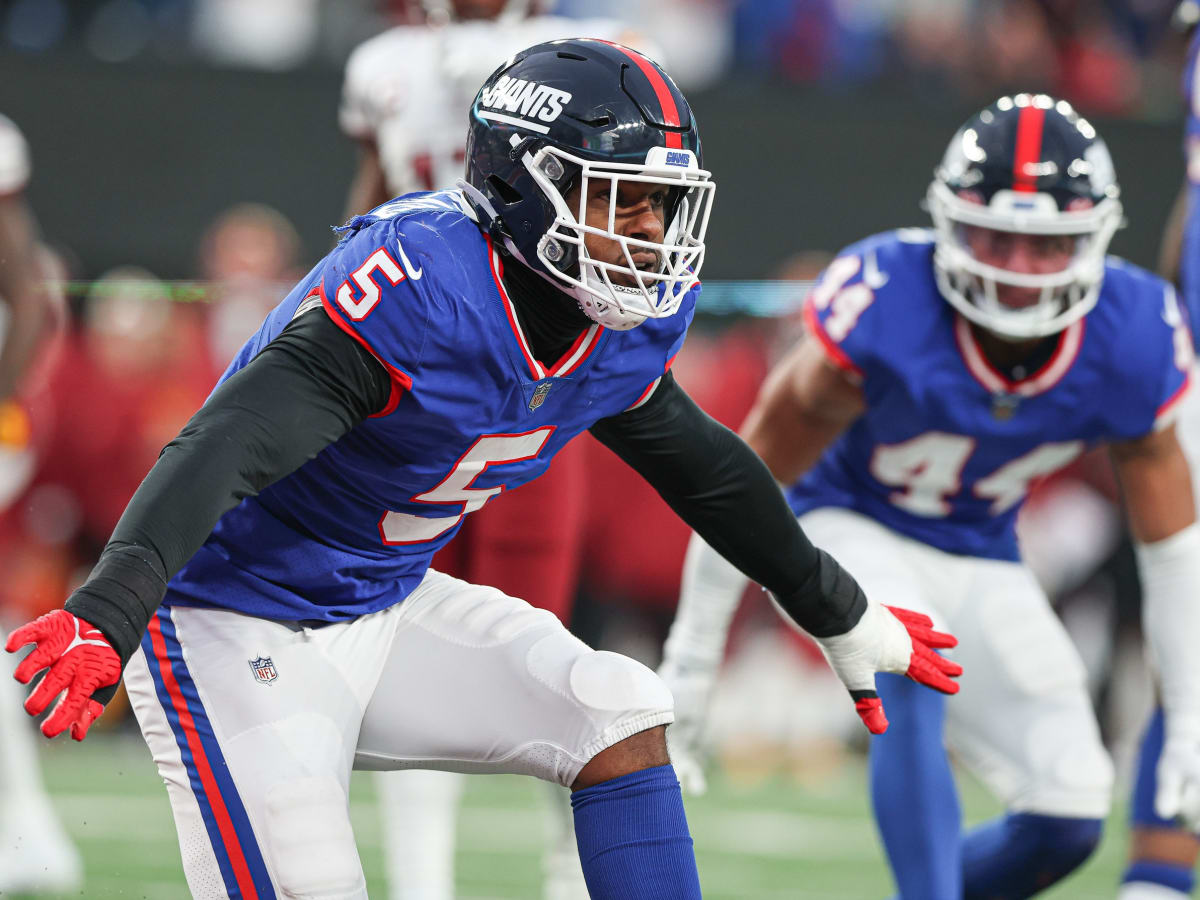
[486, 175, 522, 206]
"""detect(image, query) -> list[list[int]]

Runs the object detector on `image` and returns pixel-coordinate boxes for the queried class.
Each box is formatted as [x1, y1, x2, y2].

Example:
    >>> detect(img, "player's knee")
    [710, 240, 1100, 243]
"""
[573, 726, 670, 789]
[263, 776, 365, 898]
[1041, 736, 1114, 819]
[569, 649, 674, 722]
[568, 651, 673, 788]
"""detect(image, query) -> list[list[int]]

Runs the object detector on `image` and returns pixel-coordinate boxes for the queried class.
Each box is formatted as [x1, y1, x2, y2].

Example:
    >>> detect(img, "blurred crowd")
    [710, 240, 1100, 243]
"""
[0, 204, 305, 627]
[0, 0, 1191, 114]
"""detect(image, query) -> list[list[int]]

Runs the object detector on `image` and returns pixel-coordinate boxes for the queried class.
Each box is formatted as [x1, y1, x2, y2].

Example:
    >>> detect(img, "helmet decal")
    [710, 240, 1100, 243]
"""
[477, 77, 572, 133]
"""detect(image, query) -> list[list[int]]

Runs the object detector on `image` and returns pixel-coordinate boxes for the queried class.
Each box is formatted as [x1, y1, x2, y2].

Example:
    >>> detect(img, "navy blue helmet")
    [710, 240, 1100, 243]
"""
[927, 93, 1123, 340]
[461, 39, 715, 330]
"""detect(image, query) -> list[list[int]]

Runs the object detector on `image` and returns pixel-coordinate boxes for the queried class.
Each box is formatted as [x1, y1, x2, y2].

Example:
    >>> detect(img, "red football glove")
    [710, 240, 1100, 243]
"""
[6, 609, 121, 741]
[814, 602, 962, 735]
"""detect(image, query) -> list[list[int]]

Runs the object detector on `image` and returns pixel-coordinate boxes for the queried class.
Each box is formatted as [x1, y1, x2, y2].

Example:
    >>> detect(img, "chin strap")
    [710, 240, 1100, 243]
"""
[457, 179, 560, 282]
[455, 179, 496, 223]
[457, 178, 522, 258]
[457, 179, 654, 331]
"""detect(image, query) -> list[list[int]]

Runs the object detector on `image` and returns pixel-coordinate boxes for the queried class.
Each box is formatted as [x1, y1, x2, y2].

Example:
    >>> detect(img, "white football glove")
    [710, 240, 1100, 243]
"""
[802, 600, 961, 734]
[658, 660, 715, 795]
[1156, 716, 1200, 830]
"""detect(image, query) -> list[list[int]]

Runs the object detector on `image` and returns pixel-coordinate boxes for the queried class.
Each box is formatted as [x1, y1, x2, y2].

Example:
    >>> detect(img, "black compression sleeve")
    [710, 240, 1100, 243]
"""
[588, 372, 866, 638]
[65, 309, 393, 670]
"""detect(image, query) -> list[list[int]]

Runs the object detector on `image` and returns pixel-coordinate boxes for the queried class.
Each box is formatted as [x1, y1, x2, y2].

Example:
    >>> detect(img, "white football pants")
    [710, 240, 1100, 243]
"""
[124, 569, 673, 899]
[801, 507, 1114, 818]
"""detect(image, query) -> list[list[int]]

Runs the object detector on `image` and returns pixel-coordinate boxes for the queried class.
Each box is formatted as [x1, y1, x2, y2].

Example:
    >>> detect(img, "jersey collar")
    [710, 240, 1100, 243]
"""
[485, 234, 605, 380]
[954, 314, 1085, 397]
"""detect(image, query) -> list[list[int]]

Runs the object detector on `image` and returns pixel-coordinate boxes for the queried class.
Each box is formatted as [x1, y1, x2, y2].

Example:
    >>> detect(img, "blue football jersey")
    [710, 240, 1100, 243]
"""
[1181, 26, 1200, 339]
[168, 190, 695, 621]
[790, 229, 1192, 561]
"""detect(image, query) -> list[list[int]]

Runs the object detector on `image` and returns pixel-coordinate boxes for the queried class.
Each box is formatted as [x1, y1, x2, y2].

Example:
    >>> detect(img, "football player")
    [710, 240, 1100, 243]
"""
[0, 115, 55, 403]
[340, 6, 659, 898]
[1117, 6, 1200, 897]
[6, 42, 959, 899]
[661, 94, 1200, 898]
[341, 0, 652, 214]
[0, 112, 81, 895]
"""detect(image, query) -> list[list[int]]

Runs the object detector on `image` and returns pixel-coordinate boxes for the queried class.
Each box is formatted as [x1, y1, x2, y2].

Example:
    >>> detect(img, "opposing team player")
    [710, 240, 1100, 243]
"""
[341, 0, 652, 210]
[6, 42, 959, 899]
[0, 112, 81, 896]
[661, 93, 1200, 898]
[340, 7, 655, 897]
[1118, 8, 1200, 897]
[0, 115, 54, 403]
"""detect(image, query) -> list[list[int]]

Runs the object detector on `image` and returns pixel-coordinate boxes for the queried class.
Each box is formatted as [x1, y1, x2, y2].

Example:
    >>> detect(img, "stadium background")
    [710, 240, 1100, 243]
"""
[0, 0, 1190, 896]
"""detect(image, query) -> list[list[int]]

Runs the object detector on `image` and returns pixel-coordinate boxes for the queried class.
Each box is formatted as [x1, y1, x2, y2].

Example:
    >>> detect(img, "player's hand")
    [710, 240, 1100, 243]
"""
[658, 660, 715, 795]
[814, 602, 961, 735]
[1155, 717, 1200, 830]
[6, 609, 120, 741]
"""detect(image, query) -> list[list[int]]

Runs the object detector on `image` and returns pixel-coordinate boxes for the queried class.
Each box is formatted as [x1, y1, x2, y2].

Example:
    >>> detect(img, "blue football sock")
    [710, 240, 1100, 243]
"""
[1124, 707, 1197, 895]
[1122, 860, 1196, 895]
[962, 812, 1101, 899]
[1131, 706, 1175, 829]
[571, 764, 701, 899]
[870, 673, 962, 900]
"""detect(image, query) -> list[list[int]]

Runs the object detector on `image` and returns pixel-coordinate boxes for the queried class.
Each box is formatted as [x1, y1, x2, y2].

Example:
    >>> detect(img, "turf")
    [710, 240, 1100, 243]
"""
[13, 734, 1129, 899]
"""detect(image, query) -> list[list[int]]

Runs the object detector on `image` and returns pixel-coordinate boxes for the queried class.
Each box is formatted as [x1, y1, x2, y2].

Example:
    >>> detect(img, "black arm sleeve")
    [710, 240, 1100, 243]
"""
[588, 372, 866, 638]
[65, 308, 393, 672]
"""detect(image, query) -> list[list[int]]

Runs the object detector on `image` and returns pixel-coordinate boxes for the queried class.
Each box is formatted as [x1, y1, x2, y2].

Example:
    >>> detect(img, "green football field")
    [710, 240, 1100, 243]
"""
[18, 734, 1129, 899]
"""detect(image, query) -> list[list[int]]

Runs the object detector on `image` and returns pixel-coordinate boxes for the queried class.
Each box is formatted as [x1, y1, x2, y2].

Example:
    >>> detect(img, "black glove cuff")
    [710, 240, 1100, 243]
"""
[775, 548, 867, 638]
[64, 542, 168, 669]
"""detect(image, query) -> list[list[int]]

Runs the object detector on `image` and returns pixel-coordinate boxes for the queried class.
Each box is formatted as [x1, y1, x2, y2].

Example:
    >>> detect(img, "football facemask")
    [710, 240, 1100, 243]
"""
[522, 143, 714, 330]
[928, 181, 1121, 340]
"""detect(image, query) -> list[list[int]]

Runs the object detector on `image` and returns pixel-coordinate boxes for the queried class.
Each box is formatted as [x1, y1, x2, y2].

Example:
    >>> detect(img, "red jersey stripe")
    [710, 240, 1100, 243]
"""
[954, 315, 1084, 397]
[485, 235, 545, 379]
[1156, 370, 1192, 427]
[804, 299, 863, 379]
[148, 615, 260, 900]
[319, 283, 413, 417]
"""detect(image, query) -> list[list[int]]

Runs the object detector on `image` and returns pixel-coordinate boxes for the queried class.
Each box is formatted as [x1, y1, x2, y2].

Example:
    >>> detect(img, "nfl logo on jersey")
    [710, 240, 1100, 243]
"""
[248, 655, 278, 685]
[528, 381, 553, 412]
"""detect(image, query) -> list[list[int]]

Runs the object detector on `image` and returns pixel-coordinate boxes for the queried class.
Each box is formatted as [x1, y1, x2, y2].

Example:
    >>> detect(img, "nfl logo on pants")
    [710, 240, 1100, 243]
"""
[248, 655, 278, 685]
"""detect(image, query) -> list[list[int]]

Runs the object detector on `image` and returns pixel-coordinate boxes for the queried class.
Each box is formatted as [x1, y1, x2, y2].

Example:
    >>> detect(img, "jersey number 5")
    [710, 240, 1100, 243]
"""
[336, 247, 407, 321]
[378, 428, 554, 544]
